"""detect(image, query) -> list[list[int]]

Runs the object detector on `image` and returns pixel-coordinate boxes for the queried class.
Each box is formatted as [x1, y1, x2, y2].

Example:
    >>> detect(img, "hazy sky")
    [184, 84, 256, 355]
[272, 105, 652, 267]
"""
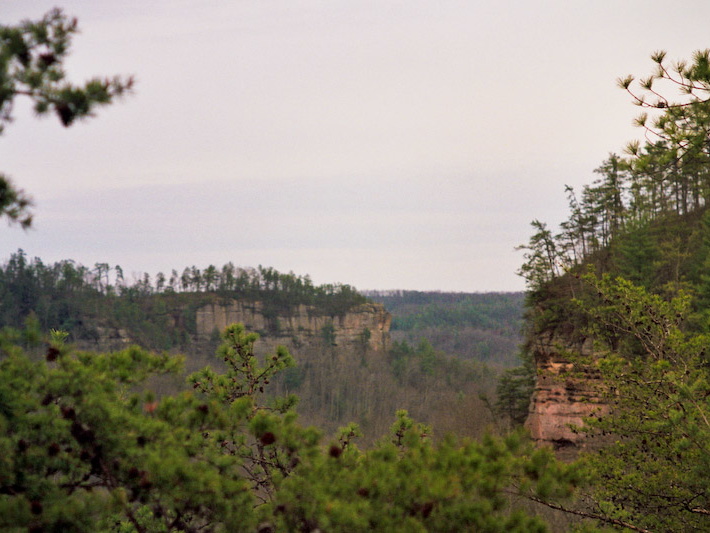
[2, 1, 710, 291]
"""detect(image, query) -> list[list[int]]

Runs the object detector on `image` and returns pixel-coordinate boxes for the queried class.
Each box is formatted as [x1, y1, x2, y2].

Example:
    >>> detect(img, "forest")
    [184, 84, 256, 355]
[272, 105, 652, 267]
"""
[0, 250, 368, 349]
[3, 8, 710, 532]
[366, 290, 524, 367]
[0, 248, 516, 443]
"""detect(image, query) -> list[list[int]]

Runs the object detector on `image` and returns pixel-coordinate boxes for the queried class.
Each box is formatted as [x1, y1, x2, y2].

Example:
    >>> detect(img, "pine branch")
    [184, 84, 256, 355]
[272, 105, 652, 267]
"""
[514, 492, 655, 533]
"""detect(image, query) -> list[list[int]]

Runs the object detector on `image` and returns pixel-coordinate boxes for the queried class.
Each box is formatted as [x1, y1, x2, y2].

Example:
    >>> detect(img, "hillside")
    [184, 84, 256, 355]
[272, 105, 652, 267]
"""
[515, 49, 710, 530]
[365, 290, 525, 368]
[0, 251, 499, 442]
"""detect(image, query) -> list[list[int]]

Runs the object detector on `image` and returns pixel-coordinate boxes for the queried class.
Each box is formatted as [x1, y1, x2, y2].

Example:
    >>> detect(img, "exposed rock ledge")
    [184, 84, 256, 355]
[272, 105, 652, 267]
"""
[525, 330, 607, 458]
[195, 300, 391, 353]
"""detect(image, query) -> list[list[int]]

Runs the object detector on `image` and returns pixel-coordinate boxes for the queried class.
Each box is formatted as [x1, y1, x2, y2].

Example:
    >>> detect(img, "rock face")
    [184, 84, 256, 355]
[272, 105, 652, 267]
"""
[525, 330, 606, 457]
[76, 326, 133, 351]
[195, 300, 391, 353]
[73, 300, 391, 362]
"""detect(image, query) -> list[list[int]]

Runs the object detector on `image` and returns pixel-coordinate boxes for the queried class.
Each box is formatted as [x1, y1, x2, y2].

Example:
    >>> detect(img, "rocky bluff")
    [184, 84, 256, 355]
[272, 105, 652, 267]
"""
[525, 328, 607, 459]
[194, 300, 391, 355]
[76, 297, 391, 361]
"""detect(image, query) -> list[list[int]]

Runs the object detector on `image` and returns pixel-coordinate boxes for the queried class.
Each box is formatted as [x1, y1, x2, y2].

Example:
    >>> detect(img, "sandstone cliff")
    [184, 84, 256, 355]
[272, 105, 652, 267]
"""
[525, 329, 606, 458]
[194, 300, 391, 354]
[75, 299, 391, 360]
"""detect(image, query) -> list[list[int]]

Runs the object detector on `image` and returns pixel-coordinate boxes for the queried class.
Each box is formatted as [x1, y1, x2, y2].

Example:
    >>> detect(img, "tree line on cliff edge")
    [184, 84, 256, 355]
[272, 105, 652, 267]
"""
[0, 249, 368, 310]
[0, 250, 526, 371]
[518, 49, 710, 297]
[0, 249, 369, 346]
[508, 48, 710, 531]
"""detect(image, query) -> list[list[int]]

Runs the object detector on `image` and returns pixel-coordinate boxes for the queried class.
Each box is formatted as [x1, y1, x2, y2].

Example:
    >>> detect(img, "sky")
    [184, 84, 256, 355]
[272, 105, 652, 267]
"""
[2, 1, 710, 292]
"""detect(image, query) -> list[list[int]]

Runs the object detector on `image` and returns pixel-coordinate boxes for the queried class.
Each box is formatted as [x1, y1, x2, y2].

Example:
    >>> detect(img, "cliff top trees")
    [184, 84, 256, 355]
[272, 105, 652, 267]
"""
[519, 50, 710, 292]
[0, 8, 133, 228]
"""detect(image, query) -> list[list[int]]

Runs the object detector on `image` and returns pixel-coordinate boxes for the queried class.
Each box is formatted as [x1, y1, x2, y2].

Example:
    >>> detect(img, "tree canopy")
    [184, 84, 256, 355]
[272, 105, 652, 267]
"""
[0, 322, 582, 532]
[518, 50, 710, 292]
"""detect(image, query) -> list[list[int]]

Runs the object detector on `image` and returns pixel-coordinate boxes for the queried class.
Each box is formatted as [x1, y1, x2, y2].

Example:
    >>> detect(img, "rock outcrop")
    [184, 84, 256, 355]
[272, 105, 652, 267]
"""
[75, 326, 133, 351]
[525, 330, 606, 458]
[73, 299, 391, 362]
[195, 300, 391, 354]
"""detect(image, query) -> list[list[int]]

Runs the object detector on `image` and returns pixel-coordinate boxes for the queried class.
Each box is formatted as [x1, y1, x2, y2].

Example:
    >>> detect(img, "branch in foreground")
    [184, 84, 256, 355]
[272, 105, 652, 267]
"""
[512, 492, 654, 533]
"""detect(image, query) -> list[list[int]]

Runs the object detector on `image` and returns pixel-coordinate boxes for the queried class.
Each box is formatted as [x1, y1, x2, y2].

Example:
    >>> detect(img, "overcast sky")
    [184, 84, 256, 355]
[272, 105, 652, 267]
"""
[2, 1, 709, 292]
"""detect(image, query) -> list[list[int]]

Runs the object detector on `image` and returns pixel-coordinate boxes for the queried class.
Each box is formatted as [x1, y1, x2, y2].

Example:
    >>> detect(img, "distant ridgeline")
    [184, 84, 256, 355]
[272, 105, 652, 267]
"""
[365, 290, 525, 367]
[0, 250, 376, 352]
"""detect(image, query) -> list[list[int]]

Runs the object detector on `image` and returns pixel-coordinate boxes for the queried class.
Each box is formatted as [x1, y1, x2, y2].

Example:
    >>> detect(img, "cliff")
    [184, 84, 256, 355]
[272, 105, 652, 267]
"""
[194, 300, 391, 354]
[521, 209, 710, 456]
[524, 329, 607, 457]
[75, 299, 392, 360]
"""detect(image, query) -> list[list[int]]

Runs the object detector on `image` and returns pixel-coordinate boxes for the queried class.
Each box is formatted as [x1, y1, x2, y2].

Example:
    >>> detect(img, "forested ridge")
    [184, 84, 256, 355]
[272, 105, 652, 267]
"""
[0, 249, 368, 349]
[366, 290, 524, 367]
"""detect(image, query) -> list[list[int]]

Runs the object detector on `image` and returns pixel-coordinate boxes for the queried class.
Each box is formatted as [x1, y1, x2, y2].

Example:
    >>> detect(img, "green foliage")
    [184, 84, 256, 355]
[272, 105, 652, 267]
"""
[494, 354, 536, 427]
[268, 418, 581, 533]
[552, 273, 710, 531]
[368, 290, 524, 367]
[0, 328, 256, 532]
[388, 339, 489, 387]
[374, 291, 524, 332]
[0, 174, 31, 229]
[517, 220, 562, 290]
[189, 324, 316, 505]
[0, 9, 133, 228]
[0, 322, 585, 531]
[358, 327, 371, 352]
[611, 220, 659, 286]
[320, 321, 336, 346]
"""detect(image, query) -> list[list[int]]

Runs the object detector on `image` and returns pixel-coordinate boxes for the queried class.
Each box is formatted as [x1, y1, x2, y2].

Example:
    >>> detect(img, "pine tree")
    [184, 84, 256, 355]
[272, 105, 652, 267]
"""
[0, 321, 585, 532]
[0, 8, 133, 228]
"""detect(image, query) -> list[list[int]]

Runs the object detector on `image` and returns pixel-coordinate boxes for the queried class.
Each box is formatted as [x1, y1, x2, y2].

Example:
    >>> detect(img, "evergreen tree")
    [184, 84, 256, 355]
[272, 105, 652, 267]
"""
[517, 220, 561, 289]
[0, 322, 584, 532]
[494, 354, 536, 427]
[0, 9, 133, 227]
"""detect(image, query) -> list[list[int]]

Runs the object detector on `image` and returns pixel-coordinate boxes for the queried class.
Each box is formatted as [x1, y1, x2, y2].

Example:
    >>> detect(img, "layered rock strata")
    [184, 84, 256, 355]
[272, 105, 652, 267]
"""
[195, 300, 391, 353]
[525, 330, 606, 457]
[75, 301, 392, 360]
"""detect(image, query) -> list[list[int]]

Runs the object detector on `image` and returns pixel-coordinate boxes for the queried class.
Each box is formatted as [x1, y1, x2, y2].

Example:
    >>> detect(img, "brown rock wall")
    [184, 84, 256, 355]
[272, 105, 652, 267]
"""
[525, 330, 606, 456]
[195, 300, 391, 352]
